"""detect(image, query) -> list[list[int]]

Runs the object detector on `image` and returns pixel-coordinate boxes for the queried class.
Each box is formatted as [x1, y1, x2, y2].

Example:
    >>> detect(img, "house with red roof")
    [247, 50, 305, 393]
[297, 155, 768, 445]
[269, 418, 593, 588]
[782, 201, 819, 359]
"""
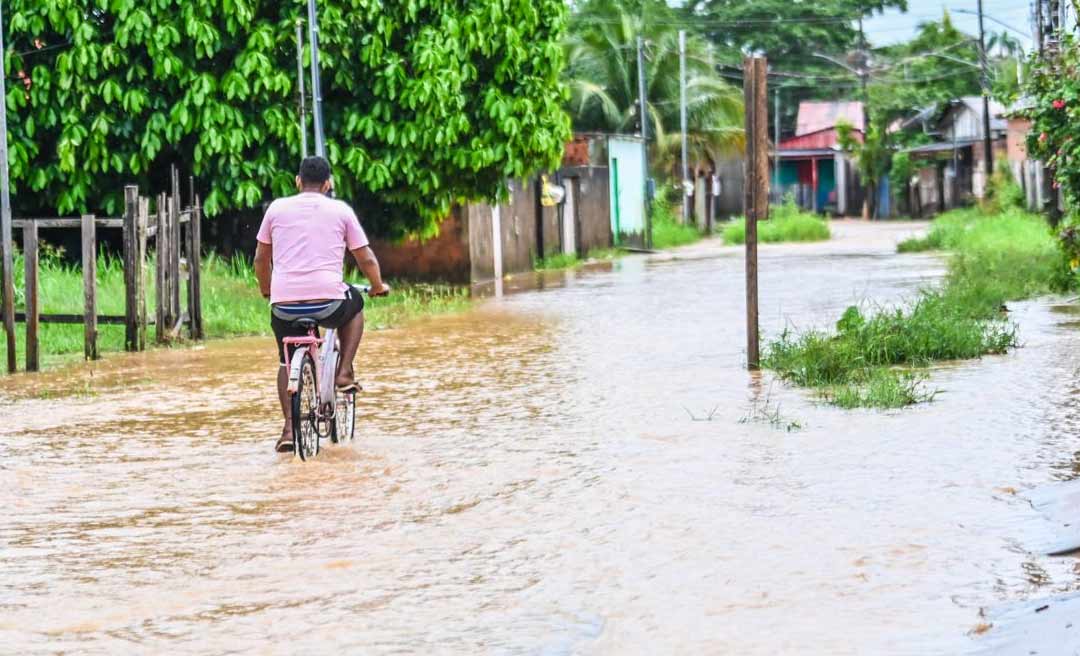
[774, 101, 866, 215]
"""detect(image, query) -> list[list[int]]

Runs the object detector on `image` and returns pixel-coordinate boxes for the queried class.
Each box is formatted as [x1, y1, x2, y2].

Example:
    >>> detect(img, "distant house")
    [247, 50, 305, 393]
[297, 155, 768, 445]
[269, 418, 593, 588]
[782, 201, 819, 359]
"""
[1001, 98, 1060, 214]
[899, 96, 1007, 216]
[773, 100, 865, 215]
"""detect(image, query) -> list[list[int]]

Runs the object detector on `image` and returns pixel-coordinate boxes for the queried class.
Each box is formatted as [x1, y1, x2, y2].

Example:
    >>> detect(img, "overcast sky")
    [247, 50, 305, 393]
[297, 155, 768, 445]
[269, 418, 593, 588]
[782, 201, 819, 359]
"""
[863, 0, 1034, 50]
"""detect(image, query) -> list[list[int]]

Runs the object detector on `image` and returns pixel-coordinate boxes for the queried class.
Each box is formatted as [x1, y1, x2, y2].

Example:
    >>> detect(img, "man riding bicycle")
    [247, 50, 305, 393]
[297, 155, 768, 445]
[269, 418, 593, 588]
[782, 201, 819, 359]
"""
[254, 156, 390, 453]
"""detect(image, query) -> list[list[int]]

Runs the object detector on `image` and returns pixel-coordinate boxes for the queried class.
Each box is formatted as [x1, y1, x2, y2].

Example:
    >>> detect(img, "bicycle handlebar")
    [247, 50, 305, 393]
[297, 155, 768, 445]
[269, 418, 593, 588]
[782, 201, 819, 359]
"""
[358, 284, 390, 297]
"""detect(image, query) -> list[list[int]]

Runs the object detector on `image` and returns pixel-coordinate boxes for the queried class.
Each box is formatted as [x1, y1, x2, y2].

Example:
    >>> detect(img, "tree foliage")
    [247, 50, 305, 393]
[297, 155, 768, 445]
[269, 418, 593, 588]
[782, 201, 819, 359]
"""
[4, 0, 570, 238]
[563, 0, 743, 174]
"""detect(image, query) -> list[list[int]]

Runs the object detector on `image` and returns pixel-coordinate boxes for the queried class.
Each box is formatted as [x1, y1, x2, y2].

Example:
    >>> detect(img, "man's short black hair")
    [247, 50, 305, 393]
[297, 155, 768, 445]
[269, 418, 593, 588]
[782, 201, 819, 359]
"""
[299, 156, 331, 186]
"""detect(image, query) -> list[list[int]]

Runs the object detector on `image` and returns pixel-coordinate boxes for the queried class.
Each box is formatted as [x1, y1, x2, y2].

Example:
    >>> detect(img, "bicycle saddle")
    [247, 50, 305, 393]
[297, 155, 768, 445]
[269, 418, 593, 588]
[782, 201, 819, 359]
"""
[292, 317, 319, 330]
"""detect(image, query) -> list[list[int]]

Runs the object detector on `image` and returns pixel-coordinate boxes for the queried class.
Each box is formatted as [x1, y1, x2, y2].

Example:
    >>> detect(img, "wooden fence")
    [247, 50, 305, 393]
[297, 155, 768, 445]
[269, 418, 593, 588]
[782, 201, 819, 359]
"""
[2, 167, 203, 372]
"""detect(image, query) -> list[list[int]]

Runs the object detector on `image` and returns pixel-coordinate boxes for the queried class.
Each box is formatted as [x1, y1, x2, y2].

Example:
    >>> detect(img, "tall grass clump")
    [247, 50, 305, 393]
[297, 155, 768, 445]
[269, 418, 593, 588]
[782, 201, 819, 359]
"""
[651, 185, 701, 250]
[765, 207, 1067, 408]
[723, 197, 830, 245]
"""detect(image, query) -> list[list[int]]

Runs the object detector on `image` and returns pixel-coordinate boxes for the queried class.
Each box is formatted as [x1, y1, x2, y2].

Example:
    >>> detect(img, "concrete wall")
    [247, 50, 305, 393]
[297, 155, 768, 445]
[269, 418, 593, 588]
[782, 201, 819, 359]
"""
[370, 210, 471, 283]
[713, 157, 744, 218]
[1007, 118, 1031, 164]
[381, 167, 615, 284]
[562, 166, 612, 254]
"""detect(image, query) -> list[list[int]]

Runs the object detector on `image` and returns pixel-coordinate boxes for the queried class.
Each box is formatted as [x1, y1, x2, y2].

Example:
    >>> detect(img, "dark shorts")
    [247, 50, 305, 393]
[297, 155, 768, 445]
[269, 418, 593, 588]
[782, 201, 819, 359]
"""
[271, 285, 365, 364]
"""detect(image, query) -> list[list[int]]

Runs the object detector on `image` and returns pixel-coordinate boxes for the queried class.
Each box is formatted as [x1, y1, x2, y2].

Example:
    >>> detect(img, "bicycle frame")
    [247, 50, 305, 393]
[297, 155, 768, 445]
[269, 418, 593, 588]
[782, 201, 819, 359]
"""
[284, 326, 339, 411]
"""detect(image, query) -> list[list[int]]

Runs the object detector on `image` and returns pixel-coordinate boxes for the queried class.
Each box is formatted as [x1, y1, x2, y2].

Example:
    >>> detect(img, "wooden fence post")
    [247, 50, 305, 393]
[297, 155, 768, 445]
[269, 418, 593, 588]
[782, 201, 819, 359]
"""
[168, 194, 181, 329]
[188, 187, 203, 340]
[137, 197, 148, 350]
[81, 214, 97, 360]
[155, 193, 168, 343]
[22, 221, 38, 371]
[123, 185, 139, 351]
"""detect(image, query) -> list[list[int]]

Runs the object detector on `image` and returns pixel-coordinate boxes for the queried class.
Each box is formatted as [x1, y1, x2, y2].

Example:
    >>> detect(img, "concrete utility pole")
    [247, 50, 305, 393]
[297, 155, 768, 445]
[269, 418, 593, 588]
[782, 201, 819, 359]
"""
[743, 56, 768, 371]
[976, 0, 995, 177]
[295, 20, 308, 159]
[773, 87, 780, 196]
[0, 2, 16, 373]
[307, 0, 326, 158]
[637, 36, 652, 248]
[679, 30, 690, 225]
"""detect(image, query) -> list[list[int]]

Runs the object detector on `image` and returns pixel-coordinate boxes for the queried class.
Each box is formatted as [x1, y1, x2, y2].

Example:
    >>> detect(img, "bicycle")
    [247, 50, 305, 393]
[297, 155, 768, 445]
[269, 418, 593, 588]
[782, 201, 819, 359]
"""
[281, 286, 381, 460]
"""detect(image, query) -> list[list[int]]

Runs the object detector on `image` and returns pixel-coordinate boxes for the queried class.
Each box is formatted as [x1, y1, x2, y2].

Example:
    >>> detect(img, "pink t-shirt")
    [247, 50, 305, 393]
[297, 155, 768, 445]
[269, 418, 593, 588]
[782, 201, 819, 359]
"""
[255, 192, 369, 303]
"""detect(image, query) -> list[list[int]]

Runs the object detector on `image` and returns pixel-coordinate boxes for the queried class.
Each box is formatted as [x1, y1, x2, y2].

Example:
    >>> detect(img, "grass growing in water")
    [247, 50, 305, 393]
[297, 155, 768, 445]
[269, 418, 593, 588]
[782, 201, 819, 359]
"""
[723, 198, 830, 245]
[7, 248, 469, 370]
[764, 207, 1067, 408]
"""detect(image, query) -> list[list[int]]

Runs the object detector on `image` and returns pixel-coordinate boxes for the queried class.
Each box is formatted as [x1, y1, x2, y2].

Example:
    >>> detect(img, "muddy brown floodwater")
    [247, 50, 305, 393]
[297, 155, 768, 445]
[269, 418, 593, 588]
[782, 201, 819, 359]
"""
[4, 220, 1080, 654]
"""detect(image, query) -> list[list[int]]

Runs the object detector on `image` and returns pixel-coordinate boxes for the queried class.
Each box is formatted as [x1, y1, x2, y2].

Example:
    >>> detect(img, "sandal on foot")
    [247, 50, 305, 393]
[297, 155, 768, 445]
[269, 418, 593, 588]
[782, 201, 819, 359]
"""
[275, 434, 294, 453]
[336, 382, 362, 394]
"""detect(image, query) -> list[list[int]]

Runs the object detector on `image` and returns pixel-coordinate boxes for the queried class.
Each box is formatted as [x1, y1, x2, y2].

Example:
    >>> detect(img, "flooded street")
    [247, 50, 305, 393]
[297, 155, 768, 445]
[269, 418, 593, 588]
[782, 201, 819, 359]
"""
[5, 220, 1080, 654]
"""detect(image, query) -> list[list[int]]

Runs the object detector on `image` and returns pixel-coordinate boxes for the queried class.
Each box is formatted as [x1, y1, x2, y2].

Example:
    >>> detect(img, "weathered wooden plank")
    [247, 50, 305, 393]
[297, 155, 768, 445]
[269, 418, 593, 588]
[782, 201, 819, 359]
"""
[155, 193, 167, 344]
[123, 185, 139, 351]
[13, 218, 123, 229]
[188, 188, 203, 340]
[22, 221, 39, 371]
[168, 195, 181, 329]
[14, 312, 133, 325]
[81, 214, 98, 360]
[137, 197, 149, 350]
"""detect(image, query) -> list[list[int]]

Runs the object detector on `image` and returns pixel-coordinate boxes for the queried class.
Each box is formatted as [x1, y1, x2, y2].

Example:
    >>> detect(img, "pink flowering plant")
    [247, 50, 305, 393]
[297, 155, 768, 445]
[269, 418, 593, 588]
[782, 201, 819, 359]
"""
[1027, 36, 1080, 218]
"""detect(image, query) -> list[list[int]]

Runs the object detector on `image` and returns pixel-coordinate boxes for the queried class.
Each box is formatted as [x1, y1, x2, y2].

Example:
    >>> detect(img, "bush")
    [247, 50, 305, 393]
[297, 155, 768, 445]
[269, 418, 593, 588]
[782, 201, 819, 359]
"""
[981, 167, 1026, 215]
[766, 207, 1066, 408]
[651, 184, 701, 249]
[723, 197, 830, 245]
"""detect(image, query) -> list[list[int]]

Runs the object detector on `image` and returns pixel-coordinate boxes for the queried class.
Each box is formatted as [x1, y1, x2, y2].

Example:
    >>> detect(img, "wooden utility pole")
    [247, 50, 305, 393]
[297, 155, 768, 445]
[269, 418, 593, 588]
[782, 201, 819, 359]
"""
[743, 56, 768, 370]
[0, 3, 15, 373]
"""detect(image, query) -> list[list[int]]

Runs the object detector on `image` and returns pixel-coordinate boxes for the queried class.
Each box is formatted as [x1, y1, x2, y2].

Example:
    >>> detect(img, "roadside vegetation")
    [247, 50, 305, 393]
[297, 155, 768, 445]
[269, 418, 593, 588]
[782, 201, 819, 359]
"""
[765, 203, 1069, 408]
[651, 186, 701, 250]
[8, 248, 468, 370]
[722, 198, 831, 246]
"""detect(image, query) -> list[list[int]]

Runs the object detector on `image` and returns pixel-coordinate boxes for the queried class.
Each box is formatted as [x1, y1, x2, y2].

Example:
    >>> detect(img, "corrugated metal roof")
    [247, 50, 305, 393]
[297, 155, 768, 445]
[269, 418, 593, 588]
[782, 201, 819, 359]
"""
[902, 138, 980, 154]
[779, 126, 859, 151]
[795, 101, 865, 136]
[947, 96, 1007, 132]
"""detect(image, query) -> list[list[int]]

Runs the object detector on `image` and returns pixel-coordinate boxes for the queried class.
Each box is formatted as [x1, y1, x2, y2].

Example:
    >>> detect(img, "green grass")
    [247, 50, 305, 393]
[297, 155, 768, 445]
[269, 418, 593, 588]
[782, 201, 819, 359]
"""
[650, 190, 701, 249]
[533, 252, 582, 271]
[764, 207, 1067, 408]
[723, 198, 831, 245]
[5, 248, 469, 371]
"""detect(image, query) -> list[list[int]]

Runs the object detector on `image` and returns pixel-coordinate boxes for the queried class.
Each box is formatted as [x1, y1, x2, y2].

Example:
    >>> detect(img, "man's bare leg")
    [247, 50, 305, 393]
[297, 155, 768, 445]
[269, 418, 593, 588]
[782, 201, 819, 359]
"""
[335, 311, 365, 387]
[277, 364, 291, 445]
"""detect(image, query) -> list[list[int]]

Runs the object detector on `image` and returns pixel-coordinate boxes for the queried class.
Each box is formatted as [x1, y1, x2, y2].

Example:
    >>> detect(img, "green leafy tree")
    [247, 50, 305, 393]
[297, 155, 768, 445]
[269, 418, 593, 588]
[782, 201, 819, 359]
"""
[685, 0, 906, 131]
[5, 0, 570, 238]
[868, 12, 983, 131]
[838, 118, 890, 218]
[563, 0, 743, 175]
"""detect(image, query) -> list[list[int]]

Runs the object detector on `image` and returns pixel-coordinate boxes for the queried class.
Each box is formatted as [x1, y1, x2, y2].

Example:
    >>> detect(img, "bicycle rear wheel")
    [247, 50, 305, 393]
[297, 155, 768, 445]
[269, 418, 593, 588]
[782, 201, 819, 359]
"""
[333, 389, 356, 443]
[291, 352, 320, 461]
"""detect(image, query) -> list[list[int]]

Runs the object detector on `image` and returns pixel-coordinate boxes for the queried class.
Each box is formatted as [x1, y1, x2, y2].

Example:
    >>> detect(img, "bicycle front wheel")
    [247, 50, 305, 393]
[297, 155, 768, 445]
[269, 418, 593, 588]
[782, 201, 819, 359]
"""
[291, 352, 320, 461]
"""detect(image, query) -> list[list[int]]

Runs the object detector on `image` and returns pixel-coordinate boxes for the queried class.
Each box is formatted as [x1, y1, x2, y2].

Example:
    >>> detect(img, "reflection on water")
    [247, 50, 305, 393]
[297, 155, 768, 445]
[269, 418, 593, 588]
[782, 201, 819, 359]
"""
[3, 221, 1080, 654]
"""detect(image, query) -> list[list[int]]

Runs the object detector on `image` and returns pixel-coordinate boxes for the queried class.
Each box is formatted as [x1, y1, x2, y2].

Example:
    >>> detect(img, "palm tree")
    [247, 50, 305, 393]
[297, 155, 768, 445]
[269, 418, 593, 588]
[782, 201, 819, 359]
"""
[563, 0, 744, 177]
